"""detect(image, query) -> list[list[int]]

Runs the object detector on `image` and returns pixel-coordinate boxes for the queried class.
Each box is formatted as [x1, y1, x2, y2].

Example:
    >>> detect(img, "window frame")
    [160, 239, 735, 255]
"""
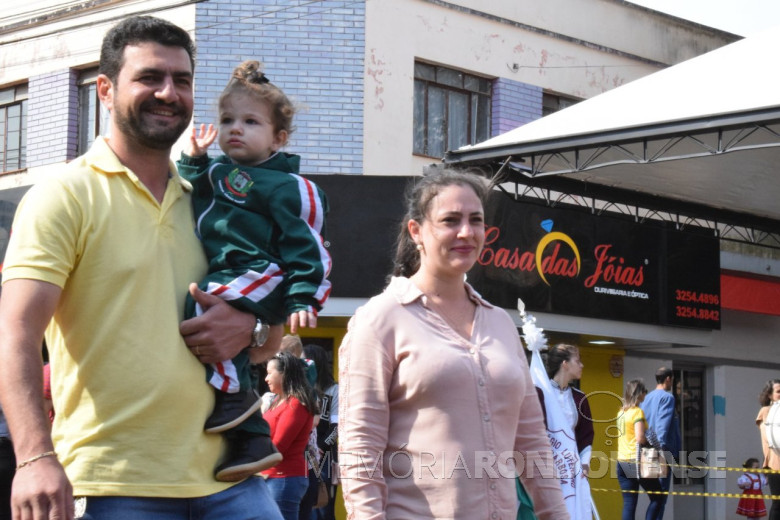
[0, 84, 28, 174]
[413, 62, 491, 159]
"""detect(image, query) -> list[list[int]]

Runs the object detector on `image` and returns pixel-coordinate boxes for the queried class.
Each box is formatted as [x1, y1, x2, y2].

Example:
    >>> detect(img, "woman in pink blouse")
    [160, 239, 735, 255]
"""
[338, 169, 568, 520]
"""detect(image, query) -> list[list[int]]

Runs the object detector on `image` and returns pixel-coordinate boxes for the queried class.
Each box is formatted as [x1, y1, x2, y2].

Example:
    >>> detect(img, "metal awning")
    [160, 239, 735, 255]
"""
[444, 26, 780, 246]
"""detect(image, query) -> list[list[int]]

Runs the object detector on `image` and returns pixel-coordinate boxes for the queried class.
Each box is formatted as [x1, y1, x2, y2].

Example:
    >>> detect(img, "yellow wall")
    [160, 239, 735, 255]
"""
[579, 346, 625, 520]
[293, 326, 347, 519]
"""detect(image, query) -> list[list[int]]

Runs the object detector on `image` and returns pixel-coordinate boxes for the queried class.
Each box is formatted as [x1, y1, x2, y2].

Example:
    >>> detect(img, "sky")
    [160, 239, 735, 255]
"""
[628, 0, 780, 36]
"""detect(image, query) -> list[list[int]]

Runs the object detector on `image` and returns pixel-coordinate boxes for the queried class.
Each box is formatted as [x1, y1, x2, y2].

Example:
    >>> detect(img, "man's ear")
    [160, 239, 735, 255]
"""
[96, 74, 114, 112]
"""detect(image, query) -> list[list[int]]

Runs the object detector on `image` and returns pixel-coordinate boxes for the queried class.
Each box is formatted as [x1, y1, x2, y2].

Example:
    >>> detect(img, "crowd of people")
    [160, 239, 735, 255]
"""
[0, 12, 776, 520]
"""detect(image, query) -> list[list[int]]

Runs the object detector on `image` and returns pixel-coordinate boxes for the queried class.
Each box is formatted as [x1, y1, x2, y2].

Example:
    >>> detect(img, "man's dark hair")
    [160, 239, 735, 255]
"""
[655, 366, 673, 384]
[99, 16, 196, 82]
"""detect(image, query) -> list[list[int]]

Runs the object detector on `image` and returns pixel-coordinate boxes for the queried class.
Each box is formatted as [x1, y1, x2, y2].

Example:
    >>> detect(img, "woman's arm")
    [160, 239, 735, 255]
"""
[635, 416, 647, 446]
[338, 311, 394, 520]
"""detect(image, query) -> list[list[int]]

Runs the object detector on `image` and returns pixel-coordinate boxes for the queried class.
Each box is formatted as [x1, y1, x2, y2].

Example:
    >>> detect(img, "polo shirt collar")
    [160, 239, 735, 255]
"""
[85, 136, 192, 193]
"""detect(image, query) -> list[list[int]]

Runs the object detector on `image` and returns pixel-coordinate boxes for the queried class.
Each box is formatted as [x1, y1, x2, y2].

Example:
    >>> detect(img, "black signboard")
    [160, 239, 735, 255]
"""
[664, 228, 721, 328]
[468, 191, 720, 329]
[305, 174, 406, 299]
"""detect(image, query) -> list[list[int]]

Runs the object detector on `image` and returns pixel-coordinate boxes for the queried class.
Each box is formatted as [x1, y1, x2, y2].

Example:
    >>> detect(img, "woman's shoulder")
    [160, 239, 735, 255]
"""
[624, 405, 644, 418]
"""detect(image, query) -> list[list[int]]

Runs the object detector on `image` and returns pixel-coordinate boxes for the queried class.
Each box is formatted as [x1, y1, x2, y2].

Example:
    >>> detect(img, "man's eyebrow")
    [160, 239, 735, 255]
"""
[135, 67, 193, 78]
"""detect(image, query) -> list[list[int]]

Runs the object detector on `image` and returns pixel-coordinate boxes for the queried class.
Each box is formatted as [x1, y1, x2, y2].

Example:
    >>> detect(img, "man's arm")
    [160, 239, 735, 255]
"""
[0, 279, 74, 520]
[653, 393, 675, 450]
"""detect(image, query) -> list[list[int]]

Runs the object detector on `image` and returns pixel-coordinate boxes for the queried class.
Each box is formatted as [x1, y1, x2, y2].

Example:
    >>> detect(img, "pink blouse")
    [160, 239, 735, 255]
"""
[338, 277, 568, 520]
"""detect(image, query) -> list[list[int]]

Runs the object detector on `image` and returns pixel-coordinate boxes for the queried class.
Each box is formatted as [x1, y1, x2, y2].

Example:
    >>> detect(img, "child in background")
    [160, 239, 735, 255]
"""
[737, 457, 768, 518]
[177, 60, 331, 482]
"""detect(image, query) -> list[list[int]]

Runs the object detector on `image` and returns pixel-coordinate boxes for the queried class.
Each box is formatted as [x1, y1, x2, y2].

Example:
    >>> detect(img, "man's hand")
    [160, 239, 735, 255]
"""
[186, 124, 217, 157]
[288, 310, 317, 334]
[12, 456, 74, 520]
[180, 283, 254, 364]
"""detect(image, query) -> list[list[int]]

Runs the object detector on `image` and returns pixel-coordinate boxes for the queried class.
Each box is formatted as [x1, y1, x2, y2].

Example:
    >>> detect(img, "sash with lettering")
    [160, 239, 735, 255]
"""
[519, 303, 594, 520]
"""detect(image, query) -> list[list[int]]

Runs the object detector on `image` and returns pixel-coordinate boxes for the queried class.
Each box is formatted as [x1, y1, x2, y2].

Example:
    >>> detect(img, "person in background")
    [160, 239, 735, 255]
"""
[756, 379, 780, 520]
[262, 352, 319, 520]
[736, 457, 768, 519]
[534, 343, 594, 519]
[0, 404, 13, 520]
[338, 169, 568, 519]
[0, 16, 284, 520]
[640, 366, 681, 519]
[303, 344, 339, 520]
[615, 379, 664, 520]
[281, 335, 317, 388]
[177, 60, 330, 482]
[539, 343, 594, 471]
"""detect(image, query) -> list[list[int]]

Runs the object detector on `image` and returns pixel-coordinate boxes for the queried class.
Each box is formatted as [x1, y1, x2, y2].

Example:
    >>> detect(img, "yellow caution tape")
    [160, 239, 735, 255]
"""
[591, 487, 780, 500]
[601, 456, 780, 475]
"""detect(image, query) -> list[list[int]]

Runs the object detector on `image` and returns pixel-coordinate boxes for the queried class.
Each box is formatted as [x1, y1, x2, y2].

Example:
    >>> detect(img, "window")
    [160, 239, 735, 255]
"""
[78, 69, 109, 155]
[542, 92, 580, 117]
[0, 85, 27, 173]
[413, 62, 491, 158]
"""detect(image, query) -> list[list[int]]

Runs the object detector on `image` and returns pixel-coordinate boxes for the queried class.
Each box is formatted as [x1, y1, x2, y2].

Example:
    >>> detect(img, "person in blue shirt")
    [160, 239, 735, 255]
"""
[640, 366, 682, 519]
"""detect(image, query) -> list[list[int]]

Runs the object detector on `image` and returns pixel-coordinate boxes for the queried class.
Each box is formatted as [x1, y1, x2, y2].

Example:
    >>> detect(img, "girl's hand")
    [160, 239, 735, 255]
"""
[187, 124, 218, 156]
[288, 310, 317, 333]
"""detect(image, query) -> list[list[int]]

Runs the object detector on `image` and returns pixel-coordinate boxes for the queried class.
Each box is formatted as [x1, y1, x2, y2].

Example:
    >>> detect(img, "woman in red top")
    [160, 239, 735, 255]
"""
[262, 352, 318, 520]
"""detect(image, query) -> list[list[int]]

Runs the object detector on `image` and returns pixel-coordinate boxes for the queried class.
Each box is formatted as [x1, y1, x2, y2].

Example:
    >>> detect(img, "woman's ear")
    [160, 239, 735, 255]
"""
[408, 219, 421, 246]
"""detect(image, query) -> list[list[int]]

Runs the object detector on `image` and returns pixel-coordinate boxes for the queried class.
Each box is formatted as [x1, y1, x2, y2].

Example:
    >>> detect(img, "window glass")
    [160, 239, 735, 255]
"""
[447, 91, 468, 151]
[414, 62, 435, 81]
[437, 67, 462, 88]
[472, 94, 490, 145]
[426, 86, 446, 158]
[78, 83, 97, 154]
[412, 81, 426, 155]
[77, 69, 107, 156]
[543, 92, 581, 117]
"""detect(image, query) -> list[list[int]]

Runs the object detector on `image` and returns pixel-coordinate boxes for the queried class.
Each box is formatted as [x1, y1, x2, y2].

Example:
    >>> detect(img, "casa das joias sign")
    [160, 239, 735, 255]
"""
[468, 193, 721, 330]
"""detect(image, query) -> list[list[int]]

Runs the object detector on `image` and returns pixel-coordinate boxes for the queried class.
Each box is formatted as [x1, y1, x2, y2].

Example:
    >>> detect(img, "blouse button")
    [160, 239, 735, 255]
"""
[483, 414, 490, 422]
[478, 378, 485, 386]
[491, 513, 498, 519]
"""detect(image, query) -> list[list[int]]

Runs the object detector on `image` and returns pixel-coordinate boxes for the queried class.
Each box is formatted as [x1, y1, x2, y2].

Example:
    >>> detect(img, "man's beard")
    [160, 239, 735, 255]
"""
[113, 99, 190, 150]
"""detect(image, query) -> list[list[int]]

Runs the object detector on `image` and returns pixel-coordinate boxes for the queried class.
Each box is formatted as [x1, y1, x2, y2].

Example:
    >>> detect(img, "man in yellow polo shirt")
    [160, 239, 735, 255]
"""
[0, 16, 283, 520]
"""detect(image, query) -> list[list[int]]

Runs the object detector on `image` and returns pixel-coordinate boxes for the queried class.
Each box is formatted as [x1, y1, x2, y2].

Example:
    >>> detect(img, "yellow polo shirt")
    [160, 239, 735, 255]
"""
[3, 137, 231, 497]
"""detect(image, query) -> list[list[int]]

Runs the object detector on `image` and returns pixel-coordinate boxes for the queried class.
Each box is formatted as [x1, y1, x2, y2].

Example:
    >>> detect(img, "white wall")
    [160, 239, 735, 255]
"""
[362, 0, 735, 177]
